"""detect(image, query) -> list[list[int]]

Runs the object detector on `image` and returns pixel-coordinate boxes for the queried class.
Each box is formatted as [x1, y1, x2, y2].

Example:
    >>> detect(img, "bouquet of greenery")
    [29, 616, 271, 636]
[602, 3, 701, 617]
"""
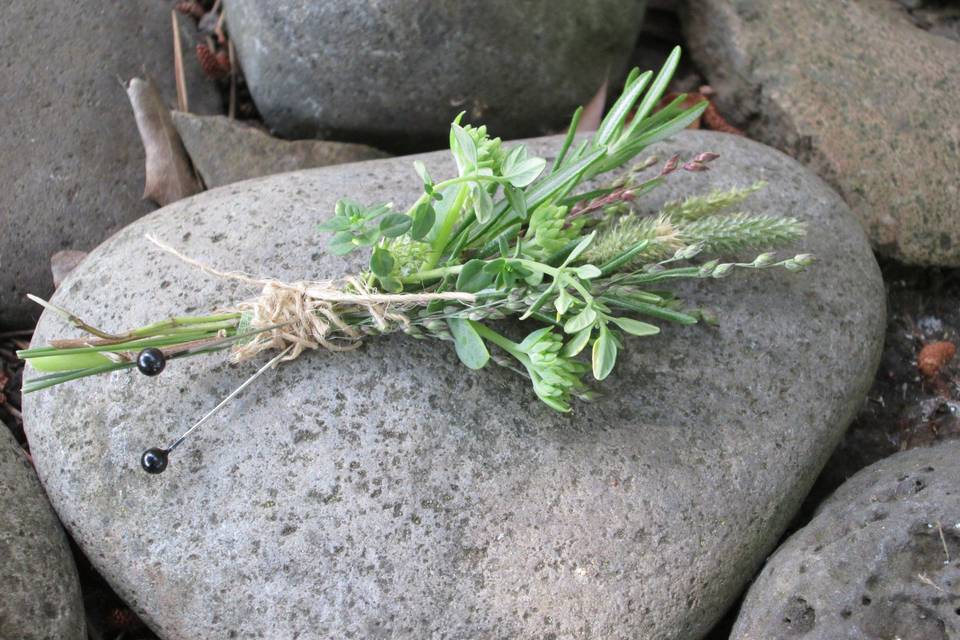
[18, 48, 811, 420]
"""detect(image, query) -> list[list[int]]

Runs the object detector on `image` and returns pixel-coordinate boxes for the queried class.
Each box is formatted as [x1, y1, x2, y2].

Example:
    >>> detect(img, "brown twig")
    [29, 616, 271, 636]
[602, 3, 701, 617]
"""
[3, 403, 22, 422]
[214, 0, 227, 45]
[171, 10, 189, 112]
[228, 38, 237, 119]
[26, 295, 124, 341]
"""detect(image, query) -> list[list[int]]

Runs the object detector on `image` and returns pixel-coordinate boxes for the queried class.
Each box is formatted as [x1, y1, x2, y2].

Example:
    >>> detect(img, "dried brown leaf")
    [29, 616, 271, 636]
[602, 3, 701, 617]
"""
[126, 77, 201, 206]
[580, 77, 608, 132]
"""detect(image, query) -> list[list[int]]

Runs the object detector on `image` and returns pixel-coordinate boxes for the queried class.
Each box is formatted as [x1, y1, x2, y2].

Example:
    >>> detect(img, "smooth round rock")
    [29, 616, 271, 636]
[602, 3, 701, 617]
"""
[0, 0, 221, 328]
[0, 426, 85, 639]
[223, 0, 646, 146]
[680, 0, 960, 266]
[24, 131, 885, 639]
[732, 441, 960, 640]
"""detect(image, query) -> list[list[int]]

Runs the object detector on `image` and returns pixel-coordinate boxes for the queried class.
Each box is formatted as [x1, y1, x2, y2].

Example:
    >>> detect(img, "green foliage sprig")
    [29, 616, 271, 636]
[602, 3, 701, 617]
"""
[18, 47, 813, 412]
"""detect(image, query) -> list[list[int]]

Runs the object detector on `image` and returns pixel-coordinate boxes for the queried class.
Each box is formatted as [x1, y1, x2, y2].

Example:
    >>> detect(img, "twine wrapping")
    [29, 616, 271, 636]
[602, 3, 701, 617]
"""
[145, 234, 475, 362]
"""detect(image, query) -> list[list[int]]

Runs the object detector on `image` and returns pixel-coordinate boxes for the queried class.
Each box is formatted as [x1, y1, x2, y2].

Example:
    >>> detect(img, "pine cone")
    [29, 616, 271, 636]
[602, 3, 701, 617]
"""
[196, 44, 230, 80]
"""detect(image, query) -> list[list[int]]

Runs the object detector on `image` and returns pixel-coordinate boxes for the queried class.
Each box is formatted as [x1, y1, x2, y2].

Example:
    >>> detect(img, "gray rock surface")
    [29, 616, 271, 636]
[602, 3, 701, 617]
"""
[681, 0, 960, 266]
[732, 441, 960, 640]
[223, 0, 646, 146]
[172, 113, 389, 189]
[0, 426, 85, 639]
[0, 0, 221, 328]
[23, 131, 885, 639]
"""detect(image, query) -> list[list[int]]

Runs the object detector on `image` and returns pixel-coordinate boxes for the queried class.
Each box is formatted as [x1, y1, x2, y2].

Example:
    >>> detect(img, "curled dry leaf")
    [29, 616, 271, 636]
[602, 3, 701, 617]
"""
[580, 77, 608, 132]
[126, 77, 201, 206]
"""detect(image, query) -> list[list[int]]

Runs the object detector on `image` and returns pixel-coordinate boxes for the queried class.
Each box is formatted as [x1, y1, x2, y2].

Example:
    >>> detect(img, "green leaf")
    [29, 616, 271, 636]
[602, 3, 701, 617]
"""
[379, 213, 413, 238]
[465, 148, 605, 247]
[448, 318, 489, 370]
[609, 101, 708, 167]
[456, 259, 494, 293]
[518, 326, 554, 352]
[524, 149, 605, 211]
[410, 202, 436, 240]
[574, 264, 602, 279]
[362, 202, 393, 221]
[520, 281, 558, 320]
[504, 157, 547, 188]
[617, 45, 682, 146]
[379, 276, 403, 293]
[502, 147, 545, 187]
[317, 216, 351, 233]
[610, 316, 660, 336]
[564, 306, 597, 334]
[451, 124, 478, 172]
[564, 231, 597, 265]
[592, 326, 618, 381]
[600, 296, 698, 325]
[370, 247, 395, 277]
[502, 145, 526, 172]
[353, 228, 380, 246]
[335, 198, 361, 217]
[562, 326, 593, 357]
[473, 185, 494, 224]
[329, 231, 357, 255]
[552, 105, 583, 172]
[504, 185, 528, 220]
[593, 70, 651, 147]
[413, 161, 433, 189]
[554, 286, 573, 316]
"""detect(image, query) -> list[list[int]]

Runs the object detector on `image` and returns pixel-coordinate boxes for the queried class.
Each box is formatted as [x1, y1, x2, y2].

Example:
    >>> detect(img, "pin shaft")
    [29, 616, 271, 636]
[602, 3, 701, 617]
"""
[164, 346, 293, 453]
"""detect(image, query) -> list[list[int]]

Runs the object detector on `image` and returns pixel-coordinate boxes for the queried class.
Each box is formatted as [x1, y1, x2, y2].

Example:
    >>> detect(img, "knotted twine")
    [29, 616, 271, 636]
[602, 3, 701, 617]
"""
[145, 235, 476, 362]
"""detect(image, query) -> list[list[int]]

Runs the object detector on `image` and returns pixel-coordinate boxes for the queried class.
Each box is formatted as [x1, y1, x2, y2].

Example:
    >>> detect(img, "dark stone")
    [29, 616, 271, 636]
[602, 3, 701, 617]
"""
[732, 441, 960, 640]
[0, 426, 85, 639]
[0, 0, 221, 328]
[223, 0, 646, 148]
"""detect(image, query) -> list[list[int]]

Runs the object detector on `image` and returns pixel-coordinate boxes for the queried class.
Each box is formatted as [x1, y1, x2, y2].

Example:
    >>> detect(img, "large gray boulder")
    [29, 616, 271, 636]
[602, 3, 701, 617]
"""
[223, 0, 646, 145]
[23, 131, 884, 639]
[681, 0, 960, 266]
[0, 426, 85, 639]
[0, 0, 220, 328]
[732, 441, 960, 640]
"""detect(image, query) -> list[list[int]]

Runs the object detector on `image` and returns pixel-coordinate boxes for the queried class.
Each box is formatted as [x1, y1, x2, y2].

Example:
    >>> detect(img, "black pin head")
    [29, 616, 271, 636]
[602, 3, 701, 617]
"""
[137, 348, 167, 376]
[141, 448, 169, 474]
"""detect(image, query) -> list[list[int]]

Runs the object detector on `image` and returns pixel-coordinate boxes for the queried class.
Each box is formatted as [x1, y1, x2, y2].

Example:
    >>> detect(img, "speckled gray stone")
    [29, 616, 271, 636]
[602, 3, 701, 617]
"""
[0, 427, 84, 640]
[680, 0, 960, 266]
[171, 113, 390, 189]
[0, 0, 221, 328]
[223, 0, 646, 146]
[23, 131, 885, 639]
[731, 441, 960, 640]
